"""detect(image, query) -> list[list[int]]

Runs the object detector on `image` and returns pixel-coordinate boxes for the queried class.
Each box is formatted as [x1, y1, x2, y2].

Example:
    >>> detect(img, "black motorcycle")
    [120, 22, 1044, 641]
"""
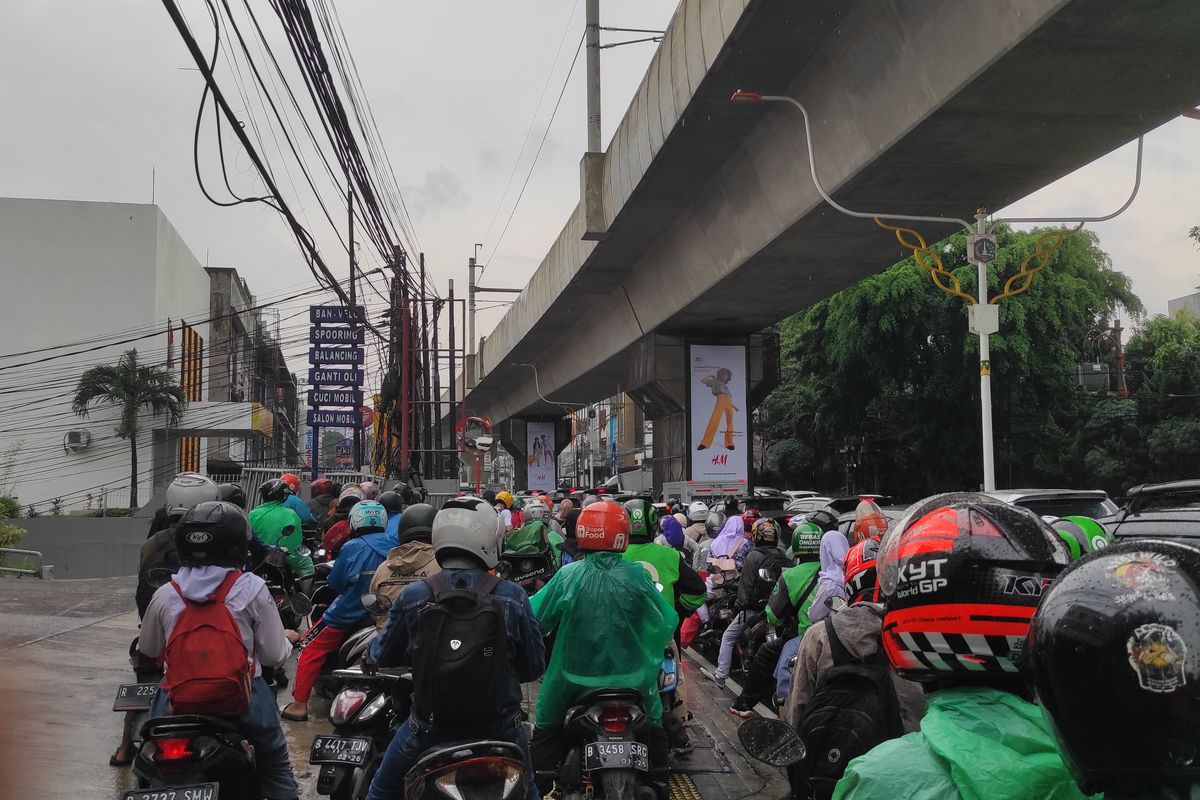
[548, 688, 663, 800]
[495, 547, 557, 595]
[406, 740, 529, 800]
[130, 714, 258, 800]
[251, 547, 312, 632]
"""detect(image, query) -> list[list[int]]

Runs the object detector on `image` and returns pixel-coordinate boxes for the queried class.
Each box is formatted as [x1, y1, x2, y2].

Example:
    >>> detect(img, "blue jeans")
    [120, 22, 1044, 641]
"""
[367, 714, 539, 800]
[150, 678, 298, 800]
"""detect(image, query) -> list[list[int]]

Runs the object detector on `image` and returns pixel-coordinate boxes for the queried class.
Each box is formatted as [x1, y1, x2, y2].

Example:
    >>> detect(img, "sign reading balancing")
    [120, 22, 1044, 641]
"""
[309, 345, 364, 365]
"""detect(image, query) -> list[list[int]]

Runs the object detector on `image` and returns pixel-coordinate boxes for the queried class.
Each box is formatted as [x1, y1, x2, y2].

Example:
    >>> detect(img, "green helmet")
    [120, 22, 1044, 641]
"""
[1050, 516, 1114, 561]
[511, 495, 524, 510]
[789, 520, 823, 559]
[623, 498, 658, 541]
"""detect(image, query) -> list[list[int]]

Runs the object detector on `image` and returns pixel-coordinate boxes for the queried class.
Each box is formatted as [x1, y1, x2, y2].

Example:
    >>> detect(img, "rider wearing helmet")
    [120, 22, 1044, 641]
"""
[320, 485, 365, 557]
[366, 497, 546, 800]
[1046, 515, 1113, 561]
[248, 479, 313, 581]
[136, 472, 221, 617]
[503, 499, 564, 562]
[359, 481, 380, 500]
[282, 500, 396, 723]
[494, 490, 515, 532]
[378, 490, 406, 529]
[716, 517, 789, 695]
[277, 472, 315, 524]
[692, 510, 725, 571]
[217, 483, 247, 509]
[306, 477, 337, 526]
[685, 500, 710, 543]
[368, 504, 441, 629]
[851, 499, 888, 545]
[530, 500, 678, 788]
[138, 501, 298, 799]
[1025, 539, 1200, 799]
[832, 493, 1082, 800]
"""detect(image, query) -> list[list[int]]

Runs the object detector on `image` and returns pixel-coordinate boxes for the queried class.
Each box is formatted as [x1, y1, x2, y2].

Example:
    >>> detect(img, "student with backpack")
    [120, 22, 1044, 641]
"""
[138, 500, 298, 800]
[364, 497, 546, 800]
[782, 536, 924, 799]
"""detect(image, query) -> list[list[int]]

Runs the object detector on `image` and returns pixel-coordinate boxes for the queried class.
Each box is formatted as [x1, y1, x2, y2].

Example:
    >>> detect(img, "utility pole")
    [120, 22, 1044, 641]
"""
[585, 0, 601, 152]
[349, 178, 361, 470]
[1114, 317, 1129, 398]
[467, 256, 477, 390]
[448, 280, 458, 483]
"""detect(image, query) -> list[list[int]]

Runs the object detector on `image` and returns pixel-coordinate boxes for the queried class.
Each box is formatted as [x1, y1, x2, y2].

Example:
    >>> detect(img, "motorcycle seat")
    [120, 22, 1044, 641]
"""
[141, 714, 243, 738]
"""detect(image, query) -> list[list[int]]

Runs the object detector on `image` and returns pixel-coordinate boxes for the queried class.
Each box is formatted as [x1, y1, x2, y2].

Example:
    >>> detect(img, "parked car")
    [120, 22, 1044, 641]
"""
[784, 496, 833, 515]
[783, 490, 822, 502]
[753, 486, 788, 499]
[983, 488, 1118, 519]
[1107, 480, 1200, 541]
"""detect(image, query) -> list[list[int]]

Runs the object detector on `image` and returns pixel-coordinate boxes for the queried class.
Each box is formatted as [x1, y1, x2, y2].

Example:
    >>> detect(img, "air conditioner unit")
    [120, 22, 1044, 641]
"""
[64, 429, 92, 453]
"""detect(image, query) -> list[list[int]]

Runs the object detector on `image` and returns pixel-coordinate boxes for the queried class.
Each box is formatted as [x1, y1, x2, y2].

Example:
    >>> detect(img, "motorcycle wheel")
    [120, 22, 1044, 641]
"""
[598, 768, 640, 799]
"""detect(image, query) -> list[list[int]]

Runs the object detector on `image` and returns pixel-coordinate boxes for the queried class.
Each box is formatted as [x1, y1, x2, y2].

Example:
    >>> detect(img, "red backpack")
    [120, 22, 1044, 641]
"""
[163, 570, 254, 716]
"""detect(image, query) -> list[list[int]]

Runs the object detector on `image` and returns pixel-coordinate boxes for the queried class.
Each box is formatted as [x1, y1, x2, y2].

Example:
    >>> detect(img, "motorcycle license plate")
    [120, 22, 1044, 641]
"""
[120, 783, 218, 800]
[309, 735, 372, 766]
[583, 741, 649, 772]
[113, 682, 158, 712]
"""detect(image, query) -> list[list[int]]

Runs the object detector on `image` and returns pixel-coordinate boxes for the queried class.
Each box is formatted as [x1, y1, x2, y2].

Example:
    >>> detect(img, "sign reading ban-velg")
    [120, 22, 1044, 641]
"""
[310, 305, 365, 324]
[310, 326, 365, 344]
[309, 345, 364, 365]
[309, 367, 364, 386]
[308, 409, 365, 428]
[309, 389, 363, 407]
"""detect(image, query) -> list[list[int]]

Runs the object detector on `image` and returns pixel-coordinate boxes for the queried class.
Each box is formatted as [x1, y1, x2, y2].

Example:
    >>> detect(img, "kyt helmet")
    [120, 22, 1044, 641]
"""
[433, 497, 503, 568]
[279, 473, 301, 493]
[349, 500, 388, 535]
[751, 517, 780, 547]
[378, 490, 405, 516]
[687, 500, 710, 524]
[397, 503, 436, 544]
[311, 478, 335, 497]
[259, 479, 291, 504]
[1049, 515, 1113, 562]
[575, 501, 631, 553]
[878, 493, 1069, 681]
[852, 499, 888, 545]
[844, 537, 881, 604]
[1025, 539, 1200, 796]
[623, 498, 659, 542]
[216, 483, 247, 510]
[166, 472, 219, 516]
[175, 500, 251, 568]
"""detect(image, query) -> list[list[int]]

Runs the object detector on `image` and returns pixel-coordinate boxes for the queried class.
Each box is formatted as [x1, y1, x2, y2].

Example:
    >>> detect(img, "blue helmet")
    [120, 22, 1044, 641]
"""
[349, 500, 388, 534]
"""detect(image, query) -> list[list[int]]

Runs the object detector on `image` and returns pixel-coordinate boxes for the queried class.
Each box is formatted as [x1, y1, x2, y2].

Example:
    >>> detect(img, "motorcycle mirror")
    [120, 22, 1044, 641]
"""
[737, 717, 806, 767]
[316, 548, 327, 558]
[265, 550, 286, 567]
[296, 546, 312, 558]
[825, 596, 848, 612]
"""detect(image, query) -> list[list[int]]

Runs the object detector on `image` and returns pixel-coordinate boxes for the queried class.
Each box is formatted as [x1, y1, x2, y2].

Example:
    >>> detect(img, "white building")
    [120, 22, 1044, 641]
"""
[0, 197, 291, 513]
[1168, 288, 1200, 318]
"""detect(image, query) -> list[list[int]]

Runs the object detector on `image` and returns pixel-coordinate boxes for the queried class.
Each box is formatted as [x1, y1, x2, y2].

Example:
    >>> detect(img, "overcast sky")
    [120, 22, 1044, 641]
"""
[2, 0, 1197, 380]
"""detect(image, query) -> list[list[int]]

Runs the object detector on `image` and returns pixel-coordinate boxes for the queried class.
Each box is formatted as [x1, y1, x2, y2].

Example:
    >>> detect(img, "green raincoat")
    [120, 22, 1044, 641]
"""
[504, 520, 551, 555]
[530, 551, 676, 727]
[833, 686, 1094, 800]
[248, 500, 313, 578]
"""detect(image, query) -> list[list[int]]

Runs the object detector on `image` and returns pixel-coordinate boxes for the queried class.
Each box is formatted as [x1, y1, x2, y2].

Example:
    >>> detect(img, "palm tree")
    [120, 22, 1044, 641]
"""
[72, 349, 187, 508]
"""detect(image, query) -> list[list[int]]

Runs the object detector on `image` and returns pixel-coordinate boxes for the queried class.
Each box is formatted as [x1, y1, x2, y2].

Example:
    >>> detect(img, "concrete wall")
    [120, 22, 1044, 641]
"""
[16, 517, 147, 579]
[0, 198, 213, 513]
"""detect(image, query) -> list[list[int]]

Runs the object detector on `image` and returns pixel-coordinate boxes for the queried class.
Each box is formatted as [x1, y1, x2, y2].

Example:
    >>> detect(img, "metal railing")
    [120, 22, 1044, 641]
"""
[0, 548, 51, 578]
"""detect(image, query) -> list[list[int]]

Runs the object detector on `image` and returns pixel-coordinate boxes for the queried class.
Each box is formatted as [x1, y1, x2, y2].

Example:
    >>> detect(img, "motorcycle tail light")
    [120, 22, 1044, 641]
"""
[356, 693, 388, 722]
[330, 689, 368, 725]
[599, 705, 632, 734]
[153, 737, 195, 765]
[432, 757, 523, 800]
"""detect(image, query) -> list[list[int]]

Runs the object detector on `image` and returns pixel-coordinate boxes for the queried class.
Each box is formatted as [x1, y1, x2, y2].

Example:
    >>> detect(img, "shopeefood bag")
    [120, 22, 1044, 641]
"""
[410, 572, 509, 727]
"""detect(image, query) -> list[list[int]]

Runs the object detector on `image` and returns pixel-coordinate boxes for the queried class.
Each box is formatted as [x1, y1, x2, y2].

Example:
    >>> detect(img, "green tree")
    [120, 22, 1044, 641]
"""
[72, 349, 186, 508]
[761, 227, 1142, 498]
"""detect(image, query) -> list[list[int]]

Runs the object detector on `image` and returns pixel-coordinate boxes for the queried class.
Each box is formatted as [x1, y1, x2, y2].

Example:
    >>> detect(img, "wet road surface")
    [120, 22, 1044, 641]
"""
[0, 576, 787, 800]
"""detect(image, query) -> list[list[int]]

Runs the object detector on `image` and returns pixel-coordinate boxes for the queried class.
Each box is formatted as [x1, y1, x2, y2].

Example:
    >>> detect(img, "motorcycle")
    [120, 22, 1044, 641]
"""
[693, 568, 739, 665]
[405, 740, 529, 800]
[495, 547, 557, 595]
[549, 688, 663, 800]
[251, 547, 312, 632]
[130, 713, 258, 799]
[311, 663, 412, 800]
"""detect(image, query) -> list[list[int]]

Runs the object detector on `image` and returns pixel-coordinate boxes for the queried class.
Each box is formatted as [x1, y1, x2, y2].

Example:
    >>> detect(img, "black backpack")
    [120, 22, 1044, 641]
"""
[411, 572, 509, 728]
[793, 617, 903, 800]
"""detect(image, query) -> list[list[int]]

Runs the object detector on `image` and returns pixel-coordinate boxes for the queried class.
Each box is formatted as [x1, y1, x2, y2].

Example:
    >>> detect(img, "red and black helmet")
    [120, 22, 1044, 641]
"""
[742, 508, 762, 527]
[878, 492, 1069, 681]
[844, 537, 881, 604]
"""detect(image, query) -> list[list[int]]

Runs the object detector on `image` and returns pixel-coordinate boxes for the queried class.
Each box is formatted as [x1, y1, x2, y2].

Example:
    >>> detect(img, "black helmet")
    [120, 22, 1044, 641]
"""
[217, 483, 246, 509]
[175, 501, 251, 568]
[1025, 539, 1200, 796]
[378, 490, 405, 516]
[623, 498, 658, 542]
[398, 503, 436, 545]
[259, 479, 291, 504]
[806, 509, 838, 532]
[705, 511, 726, 538]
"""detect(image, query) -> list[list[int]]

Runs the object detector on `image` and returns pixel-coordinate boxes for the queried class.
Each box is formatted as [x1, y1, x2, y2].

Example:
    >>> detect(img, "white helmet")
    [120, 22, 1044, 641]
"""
[166, 472, 219, 516]
[432, 497, 503, 568]
[524, 501, 548, 522]
[687, 500, 710, 523]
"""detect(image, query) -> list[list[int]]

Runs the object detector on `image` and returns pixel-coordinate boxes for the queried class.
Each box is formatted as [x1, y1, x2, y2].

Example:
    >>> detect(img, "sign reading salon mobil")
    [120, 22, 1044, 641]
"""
[526, 421, 556, 493]
[688, 344, 748, 483]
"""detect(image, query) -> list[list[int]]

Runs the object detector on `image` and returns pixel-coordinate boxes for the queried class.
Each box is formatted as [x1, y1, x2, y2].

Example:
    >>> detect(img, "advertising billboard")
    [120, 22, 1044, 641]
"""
[526, 421, 557, 493]
[688, 343, 748, 483]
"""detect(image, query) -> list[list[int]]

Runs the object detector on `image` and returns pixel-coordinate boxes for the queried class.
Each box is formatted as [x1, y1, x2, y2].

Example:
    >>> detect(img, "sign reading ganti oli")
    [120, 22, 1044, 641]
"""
[688, 343, 748, 483]
[526, 421, 556, 493]
[309, 367, 364, 387]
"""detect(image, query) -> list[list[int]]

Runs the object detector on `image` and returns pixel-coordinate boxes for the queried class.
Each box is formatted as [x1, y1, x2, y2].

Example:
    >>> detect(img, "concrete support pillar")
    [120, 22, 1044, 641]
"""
[494, 417, 573, 491]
